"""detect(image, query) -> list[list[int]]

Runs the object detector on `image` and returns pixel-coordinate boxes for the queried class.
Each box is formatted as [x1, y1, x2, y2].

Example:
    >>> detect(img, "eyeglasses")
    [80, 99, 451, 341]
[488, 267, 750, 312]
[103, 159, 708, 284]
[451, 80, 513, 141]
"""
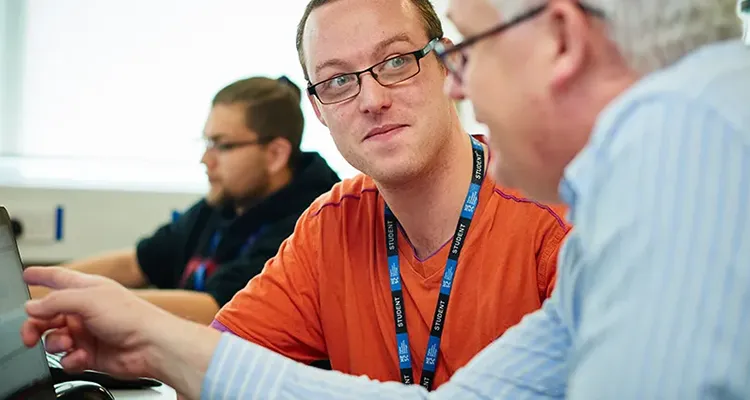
[202, 137, 269, 152]
[307, 38, 440, 105]
[435, 2, 605, 81]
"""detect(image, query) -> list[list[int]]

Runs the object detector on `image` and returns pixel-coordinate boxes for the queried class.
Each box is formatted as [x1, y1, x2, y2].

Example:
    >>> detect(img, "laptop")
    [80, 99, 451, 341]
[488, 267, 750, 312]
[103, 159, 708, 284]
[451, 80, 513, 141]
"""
[0, 206, 160, 399]
[0, 206, 57, 399]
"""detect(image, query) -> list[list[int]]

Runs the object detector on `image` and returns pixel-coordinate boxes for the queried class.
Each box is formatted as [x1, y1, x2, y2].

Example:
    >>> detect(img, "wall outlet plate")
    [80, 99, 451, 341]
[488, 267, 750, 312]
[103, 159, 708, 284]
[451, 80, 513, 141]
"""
[7, 206, 63, 243]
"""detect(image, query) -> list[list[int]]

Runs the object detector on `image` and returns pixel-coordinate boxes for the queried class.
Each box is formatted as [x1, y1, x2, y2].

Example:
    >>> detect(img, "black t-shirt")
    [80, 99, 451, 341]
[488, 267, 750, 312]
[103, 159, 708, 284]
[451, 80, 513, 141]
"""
[135, 152, 340, 307]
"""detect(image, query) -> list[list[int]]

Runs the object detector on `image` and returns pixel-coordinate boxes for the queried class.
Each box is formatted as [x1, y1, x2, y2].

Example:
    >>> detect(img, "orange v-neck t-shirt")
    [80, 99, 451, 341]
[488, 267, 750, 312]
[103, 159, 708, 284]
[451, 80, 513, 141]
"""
[213, 160, 569, 389]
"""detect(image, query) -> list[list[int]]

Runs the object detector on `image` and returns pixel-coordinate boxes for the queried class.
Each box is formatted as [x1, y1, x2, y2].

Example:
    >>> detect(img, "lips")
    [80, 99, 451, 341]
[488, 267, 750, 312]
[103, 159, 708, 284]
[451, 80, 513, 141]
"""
[364, 124, 408, 141]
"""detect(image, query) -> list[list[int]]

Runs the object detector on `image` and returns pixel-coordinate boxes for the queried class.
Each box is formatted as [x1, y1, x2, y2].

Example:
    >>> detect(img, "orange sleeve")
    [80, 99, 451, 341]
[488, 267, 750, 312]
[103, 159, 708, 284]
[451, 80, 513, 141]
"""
[213, 207, 327, 364]
[537, 204, 571, 300]
[546, 268, 558, 298]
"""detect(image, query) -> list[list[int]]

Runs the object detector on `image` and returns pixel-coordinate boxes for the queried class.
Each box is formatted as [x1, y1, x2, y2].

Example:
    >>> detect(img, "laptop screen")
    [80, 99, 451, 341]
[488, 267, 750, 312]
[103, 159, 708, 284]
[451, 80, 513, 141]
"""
[0, 207, 55, 400]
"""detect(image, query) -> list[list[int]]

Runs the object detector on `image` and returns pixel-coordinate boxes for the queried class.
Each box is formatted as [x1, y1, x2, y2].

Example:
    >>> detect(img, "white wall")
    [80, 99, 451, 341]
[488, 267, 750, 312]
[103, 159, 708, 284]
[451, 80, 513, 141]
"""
[1, 0, 24, 154]
[1, 1, 12, 152]
[0, 1, 5, 151]
[11, 0, 362, 184]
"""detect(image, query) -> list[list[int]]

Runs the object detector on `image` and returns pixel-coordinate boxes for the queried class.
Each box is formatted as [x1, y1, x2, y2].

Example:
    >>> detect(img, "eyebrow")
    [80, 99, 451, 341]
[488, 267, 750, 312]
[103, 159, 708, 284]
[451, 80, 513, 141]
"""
[203, 132, 227, 141]
[313, 33, 415, 78]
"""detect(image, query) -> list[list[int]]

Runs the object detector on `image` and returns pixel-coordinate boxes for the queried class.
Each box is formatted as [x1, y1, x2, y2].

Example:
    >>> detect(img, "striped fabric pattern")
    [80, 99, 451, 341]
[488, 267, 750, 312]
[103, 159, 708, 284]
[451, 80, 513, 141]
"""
[200, 39, 750, 400]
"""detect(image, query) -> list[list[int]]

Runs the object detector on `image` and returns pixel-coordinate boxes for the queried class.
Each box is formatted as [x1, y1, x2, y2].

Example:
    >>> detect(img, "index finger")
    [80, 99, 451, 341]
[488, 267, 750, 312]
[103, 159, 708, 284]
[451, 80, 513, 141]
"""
[25, 288, 97, 320]
[20, 315, 67, 348]
[23, 267, 101, 290]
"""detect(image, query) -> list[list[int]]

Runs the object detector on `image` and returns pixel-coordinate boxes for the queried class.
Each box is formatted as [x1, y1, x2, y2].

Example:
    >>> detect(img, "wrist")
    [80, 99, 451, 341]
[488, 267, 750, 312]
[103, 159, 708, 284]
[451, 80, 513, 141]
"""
[141, 310, 182, 380]
[144, 314, 222, 397]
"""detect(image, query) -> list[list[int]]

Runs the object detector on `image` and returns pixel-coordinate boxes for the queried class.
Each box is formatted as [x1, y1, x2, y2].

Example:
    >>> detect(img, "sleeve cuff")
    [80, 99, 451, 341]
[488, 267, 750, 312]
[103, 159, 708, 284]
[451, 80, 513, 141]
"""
[201, 333, 288, 399]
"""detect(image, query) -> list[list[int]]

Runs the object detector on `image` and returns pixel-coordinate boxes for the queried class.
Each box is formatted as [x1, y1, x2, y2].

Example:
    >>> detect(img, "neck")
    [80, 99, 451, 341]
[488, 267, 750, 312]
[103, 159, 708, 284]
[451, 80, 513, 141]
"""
[538, 66, 638, 204]
[235, 167, 293, 215]
[377, 132, 476, 259]
[267, 166, 294, 197]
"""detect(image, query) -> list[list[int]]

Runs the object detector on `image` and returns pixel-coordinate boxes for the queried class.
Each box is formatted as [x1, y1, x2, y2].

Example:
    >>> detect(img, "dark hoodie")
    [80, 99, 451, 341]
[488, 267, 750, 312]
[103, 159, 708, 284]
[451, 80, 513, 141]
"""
[136, 152, 340, 307]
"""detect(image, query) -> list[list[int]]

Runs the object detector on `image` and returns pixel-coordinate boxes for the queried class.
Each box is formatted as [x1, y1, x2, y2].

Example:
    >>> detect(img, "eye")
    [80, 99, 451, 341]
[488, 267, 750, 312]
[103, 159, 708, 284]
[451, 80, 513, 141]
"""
[327, 74, 355, 88]
[384, 56, 408, 69]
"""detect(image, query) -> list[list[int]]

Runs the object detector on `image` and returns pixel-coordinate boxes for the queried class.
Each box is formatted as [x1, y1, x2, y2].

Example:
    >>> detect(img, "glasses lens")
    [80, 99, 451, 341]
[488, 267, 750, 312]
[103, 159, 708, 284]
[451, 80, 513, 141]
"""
[374, 53, 420, 85]
[316, 74, 360, 104]
[442, 49, 465, 77]
[203, 137, 217, 149]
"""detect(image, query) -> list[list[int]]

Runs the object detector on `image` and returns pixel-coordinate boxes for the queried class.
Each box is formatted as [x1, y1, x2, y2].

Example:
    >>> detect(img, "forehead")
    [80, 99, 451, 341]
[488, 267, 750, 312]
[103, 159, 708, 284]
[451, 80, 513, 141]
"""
[204, 103, 252, 136]
[303, 0, 429, 78]
[447, 0, 503, 35]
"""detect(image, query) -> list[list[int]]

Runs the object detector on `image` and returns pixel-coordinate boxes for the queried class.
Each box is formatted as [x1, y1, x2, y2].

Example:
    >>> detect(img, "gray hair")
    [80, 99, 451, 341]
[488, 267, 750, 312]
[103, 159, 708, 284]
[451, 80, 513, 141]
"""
[491, 0, 742, 74]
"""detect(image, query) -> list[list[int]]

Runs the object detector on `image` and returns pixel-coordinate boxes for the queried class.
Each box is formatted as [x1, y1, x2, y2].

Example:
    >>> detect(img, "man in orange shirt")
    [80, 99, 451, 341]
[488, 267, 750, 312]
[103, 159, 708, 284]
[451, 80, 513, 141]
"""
[211, 0, 569, 390]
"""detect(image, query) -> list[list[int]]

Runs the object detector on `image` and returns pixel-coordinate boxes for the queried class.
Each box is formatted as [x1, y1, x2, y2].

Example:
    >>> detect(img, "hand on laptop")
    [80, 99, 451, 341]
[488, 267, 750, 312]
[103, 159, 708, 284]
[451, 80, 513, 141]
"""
[20, 267, 221, 399]
[21, 267, 167, 377]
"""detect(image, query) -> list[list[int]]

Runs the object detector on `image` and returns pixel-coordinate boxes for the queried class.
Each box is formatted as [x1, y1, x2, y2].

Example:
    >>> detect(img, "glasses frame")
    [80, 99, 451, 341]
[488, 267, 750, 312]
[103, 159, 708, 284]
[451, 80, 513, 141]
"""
[307, 38, 440, 105]
[435, 2, 606, 80]
[203, 137, 270, 153]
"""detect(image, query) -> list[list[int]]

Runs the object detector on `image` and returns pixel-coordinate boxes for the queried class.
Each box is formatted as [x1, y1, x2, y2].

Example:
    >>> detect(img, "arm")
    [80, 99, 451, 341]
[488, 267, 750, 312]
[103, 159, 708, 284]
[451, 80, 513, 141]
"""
[31, 250, 220, 324]
[211, 210, 328, 364]
[136, 201, 209, 290]
[144, 217, 300, 325]
[33, 201, 207, 297]
[22, 264, 571, 400]
[198, 290, 571, 399]
[31, 253, 221, 325]
[537, 204, 570, 300]
[565, 98, 750, 398]
[133, 289, 218, 325]
[203, 216, 298, 308]
[29, 249, 145, 298]
[62, 249, 145, 286]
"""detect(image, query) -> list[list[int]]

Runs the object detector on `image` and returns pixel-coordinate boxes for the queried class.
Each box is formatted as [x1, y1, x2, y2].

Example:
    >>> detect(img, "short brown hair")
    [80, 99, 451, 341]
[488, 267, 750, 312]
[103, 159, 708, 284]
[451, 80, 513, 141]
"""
[212, 76, 304, 168]
[295, 0, 444, 81]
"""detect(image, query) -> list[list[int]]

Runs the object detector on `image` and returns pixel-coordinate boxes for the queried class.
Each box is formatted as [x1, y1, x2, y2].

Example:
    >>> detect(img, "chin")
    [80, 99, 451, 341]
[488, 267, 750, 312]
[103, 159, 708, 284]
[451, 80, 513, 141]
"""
[362, 157, 424, 186]
[205, 190, 226, 207]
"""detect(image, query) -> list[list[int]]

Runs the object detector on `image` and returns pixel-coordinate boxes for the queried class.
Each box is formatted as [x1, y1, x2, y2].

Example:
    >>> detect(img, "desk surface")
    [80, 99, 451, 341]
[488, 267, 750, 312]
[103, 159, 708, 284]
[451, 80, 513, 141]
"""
[111, 384, 176, 399]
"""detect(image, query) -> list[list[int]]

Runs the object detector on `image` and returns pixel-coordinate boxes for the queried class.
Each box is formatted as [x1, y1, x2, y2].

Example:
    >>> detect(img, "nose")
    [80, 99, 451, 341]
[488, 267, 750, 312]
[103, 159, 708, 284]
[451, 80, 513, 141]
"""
[443, 74, 465, 101]
[357, 73, 392, 114]
[201, 148, 217, 168]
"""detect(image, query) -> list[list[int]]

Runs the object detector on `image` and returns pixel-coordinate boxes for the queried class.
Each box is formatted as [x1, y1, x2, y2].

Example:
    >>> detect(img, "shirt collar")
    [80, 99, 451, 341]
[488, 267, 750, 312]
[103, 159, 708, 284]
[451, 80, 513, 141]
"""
[558, 105, 618, 223]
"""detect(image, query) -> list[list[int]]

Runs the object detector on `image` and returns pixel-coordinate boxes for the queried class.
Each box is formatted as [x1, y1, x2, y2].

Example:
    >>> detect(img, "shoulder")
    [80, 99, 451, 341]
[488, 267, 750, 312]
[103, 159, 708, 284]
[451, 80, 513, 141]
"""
[254, 213, 301, 244]
[305, 173, 380, 220]
[599, 41, 750, 150]
[490, 185, 569, 232]
[564, 42, 750, 215]
[155, 199, 214, 236]
[179, 199, 212, 219]
[280, 174, 379, 246]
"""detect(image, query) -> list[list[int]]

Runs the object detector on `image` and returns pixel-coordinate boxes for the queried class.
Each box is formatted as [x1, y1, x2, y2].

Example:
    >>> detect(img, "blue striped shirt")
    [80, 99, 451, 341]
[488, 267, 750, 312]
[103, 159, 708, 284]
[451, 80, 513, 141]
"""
[200, 39, 750, 399]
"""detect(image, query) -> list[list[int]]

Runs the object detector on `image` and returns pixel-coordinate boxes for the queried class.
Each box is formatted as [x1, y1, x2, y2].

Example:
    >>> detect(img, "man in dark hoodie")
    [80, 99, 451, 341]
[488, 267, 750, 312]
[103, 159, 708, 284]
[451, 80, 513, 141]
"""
[28, 76, 340, 325]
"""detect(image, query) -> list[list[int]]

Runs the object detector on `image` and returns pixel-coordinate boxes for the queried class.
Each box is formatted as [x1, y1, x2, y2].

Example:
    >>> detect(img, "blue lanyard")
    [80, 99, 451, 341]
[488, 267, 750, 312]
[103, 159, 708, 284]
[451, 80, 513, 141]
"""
[194, 228, 263, 291]
[385, 136, 485, 391]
